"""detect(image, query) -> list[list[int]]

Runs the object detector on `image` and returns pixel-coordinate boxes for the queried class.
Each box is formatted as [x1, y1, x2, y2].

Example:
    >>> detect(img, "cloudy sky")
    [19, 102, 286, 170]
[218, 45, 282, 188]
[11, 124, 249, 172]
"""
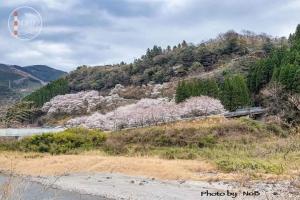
[1, 0, 300, 71]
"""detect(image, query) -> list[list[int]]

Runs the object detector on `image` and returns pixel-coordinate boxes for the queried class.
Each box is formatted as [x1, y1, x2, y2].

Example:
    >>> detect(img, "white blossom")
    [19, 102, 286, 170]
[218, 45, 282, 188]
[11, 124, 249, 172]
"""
[109, 84, 125, 95]
[177, 96, 226, 118]
[66, 96, 226, 130]
[42, 90, 131, 116]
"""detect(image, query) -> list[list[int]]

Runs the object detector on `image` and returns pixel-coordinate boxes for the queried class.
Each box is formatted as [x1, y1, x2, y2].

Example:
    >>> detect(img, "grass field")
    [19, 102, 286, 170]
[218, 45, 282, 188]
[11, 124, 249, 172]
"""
[0, 117, 299, 181]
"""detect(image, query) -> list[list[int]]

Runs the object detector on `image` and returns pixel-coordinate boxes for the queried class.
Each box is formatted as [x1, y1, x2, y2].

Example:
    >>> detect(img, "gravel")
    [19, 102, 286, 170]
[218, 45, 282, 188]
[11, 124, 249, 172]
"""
[31, 173, 300, 200]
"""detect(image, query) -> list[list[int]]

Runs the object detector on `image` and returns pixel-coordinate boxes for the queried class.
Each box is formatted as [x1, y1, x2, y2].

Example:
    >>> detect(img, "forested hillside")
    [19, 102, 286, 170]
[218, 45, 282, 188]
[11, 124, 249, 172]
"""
[5, 27, 300, 127]
[174, 26, 300, 124]
[247, 25, 300, 125]
[0, 64, 66, 124]
[66, 30, 284, 91]
[24, 30, 286, 106]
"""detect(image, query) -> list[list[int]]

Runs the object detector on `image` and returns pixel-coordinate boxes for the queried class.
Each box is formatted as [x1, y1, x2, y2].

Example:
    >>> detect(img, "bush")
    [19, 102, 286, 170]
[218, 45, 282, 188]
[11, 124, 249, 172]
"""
[216, 158, 283, 174]
[160, 148, 198, 160]
[17, 128, 107, 154]
[239, 118, 264, 133]
[239, 118, 286, 137]
[198, 135, 217, 148]
[265, 123, 287, 137]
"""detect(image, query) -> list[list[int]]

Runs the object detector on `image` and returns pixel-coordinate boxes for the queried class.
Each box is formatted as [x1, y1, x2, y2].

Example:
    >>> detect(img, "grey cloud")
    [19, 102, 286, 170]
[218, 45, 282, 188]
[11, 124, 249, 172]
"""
[0, 0, 299, 72]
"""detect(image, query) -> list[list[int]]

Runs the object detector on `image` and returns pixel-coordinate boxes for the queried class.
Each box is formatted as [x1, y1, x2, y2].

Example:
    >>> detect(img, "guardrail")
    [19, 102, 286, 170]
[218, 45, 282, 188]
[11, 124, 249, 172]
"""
[224, 107, 267, 118]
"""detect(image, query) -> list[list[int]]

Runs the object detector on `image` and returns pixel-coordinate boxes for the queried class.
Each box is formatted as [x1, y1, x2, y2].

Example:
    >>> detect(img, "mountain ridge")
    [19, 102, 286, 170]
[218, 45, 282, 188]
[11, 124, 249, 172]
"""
[21, 65, 67, 83]
[0, 64, 66, 107]
[0, 64, 66, 83]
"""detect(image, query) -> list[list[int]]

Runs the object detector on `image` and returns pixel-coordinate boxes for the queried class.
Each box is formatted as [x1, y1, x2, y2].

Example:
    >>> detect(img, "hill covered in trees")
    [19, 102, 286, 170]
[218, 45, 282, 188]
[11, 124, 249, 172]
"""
[24, 30, 286, 106]
[247, 25, 300, 125]
[174, 26, 300, 124]
[66, 30, 285, 91]
[4, 27, 300, 127]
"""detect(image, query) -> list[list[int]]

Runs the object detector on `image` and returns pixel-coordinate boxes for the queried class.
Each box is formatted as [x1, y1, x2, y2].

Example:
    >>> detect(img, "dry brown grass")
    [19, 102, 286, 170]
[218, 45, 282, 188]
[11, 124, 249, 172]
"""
[163, 116, 227, 129]
[0, 151, 294, 182]
[0, 151, 239, 181]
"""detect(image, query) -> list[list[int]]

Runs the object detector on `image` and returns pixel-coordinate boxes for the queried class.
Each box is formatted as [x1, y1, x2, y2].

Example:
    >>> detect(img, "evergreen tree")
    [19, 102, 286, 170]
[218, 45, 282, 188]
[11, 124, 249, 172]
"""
[293, 69, 300, 93]
[206, 79, 220, 98]
[221, 77, 234, 110]
[23, 79, 70, 107]
[234, 75, 251, 108]
[175, 81, 190, 103]
[272, 67, 281, 81]
[221, 75, 250, 111]
[263, 38, 274, 54]
[278, 64, 294, 89]
[175, 79, 220, 103]
[167, 45, 171, 52]
[291, 24, 300, 50]
[146, 48, 151, 58]
[249, 46, 289, 93]
[182, 40, 188, 48]
[180, 47, 194, 67]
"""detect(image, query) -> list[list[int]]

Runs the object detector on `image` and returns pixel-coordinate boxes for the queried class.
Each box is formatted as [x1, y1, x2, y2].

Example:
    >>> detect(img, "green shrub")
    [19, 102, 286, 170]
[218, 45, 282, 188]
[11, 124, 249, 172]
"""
[160, 148, 198, 160]
[198, 135, 217, 148]
[216, 158, 283, 174]
[265, 123, 287, 137]
[17, 128, 107, 154]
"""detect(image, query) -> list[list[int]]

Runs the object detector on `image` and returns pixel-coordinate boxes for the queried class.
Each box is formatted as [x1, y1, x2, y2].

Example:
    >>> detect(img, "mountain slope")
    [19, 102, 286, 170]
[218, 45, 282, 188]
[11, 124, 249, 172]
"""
[22, 30, 288, 112]
[21, 65, 66, 82]
[4, 28, 300, 128]
[65, 31, 286, 92]
[0, 64, 66, 104]
[0, 64, 66, 86]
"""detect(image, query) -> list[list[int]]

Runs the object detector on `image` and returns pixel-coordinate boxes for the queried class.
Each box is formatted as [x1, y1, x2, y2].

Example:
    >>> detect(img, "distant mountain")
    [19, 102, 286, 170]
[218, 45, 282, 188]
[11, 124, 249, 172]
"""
[0, 64, 66, 105]
[21, 65, 67, 82]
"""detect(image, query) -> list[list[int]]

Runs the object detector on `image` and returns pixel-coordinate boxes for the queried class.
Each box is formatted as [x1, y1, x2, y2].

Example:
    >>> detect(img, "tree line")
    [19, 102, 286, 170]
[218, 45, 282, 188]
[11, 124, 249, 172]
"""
[23, 79, 70, 107]
[176, 75, 251, 111]
[67, 30, 275, 92]
[248, 24, 300, 94]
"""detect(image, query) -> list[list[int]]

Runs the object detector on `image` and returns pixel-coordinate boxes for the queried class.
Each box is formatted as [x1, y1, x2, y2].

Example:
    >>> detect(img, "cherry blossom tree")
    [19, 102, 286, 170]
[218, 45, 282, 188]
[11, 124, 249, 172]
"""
[67, 96, 226, 131]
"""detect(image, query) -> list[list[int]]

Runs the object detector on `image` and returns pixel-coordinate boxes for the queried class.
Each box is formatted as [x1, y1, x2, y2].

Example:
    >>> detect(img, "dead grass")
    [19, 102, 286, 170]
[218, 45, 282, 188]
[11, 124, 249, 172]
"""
[161, 116, 227, 129]
[0, 151, 216, 180]
[0, 151, 296, 182]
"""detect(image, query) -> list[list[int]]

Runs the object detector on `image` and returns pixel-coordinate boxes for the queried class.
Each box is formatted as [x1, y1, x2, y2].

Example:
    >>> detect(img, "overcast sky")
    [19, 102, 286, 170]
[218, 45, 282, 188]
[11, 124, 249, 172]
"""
[1, 0, 300, 72]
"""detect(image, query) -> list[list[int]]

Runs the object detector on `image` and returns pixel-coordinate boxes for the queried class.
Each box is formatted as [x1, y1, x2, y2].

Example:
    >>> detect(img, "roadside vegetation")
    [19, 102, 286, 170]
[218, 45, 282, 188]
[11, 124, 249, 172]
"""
[1, 128, 106, 154]
[0, 117, 299, 179]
